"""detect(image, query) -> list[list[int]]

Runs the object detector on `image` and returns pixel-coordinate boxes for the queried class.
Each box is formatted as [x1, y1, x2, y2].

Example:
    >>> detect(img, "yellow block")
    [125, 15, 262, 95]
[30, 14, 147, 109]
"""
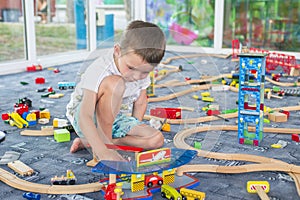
[247, 181, 270, 193]
[161, 123, 171, 132]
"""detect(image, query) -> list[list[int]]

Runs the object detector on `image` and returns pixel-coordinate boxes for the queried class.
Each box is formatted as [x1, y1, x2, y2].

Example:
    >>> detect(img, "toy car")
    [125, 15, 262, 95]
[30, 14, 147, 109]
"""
[145, 174, 163, 187]
[22, 192, 41, 200]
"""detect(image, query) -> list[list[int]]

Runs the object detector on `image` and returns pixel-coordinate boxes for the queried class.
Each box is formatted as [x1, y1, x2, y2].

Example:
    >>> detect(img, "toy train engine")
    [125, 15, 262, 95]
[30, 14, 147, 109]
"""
[51, 170, 76, 185]
[58, 81, 76, 90]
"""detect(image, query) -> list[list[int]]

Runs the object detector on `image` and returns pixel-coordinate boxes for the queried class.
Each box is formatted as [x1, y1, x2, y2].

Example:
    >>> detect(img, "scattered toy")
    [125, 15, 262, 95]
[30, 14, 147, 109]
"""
[0, 131, 6, 143]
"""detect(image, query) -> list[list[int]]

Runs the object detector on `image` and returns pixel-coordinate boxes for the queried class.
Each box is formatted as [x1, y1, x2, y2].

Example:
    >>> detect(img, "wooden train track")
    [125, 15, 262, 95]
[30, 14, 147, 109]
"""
[144, 105, 300, 124]
[0, 168, 103, 194]
[161, 53, 231, 65]
[154, 73, 299, 89]
[265, 76, 300, 87]
[173, 125, 300, 196]
[148, 84, 238, 103]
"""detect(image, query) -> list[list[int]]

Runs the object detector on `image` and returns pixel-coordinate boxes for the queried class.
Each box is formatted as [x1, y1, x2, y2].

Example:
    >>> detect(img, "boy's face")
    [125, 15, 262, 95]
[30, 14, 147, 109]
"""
[114, 45, 154, 82]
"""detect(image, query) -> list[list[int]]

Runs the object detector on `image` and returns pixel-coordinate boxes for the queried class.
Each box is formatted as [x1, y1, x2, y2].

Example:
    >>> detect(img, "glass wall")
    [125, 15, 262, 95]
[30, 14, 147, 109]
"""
[35, 0, 84, 56]
[223, 0, 300, 52]
[0, 1, 25, 62]
[0, 0, 132, 60]
[95, 0, 132, 48]
[146, 0, 215, 47]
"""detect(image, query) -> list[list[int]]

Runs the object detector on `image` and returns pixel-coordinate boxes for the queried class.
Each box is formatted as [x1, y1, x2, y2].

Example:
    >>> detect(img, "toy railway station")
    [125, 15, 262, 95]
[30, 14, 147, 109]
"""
[0, 1, 300, 200]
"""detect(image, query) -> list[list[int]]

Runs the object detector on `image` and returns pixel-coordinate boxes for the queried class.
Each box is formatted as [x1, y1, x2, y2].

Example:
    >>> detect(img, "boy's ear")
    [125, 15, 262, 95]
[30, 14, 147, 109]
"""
[114, 44, 121, 57]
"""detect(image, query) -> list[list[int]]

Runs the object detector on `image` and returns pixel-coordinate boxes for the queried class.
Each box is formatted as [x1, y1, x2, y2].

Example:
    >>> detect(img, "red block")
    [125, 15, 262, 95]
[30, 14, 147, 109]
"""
[1, 113, 9, 120]
[239, 138, 244, 144]
[14, 104, 29, 115]
[279, 110, 290, 118]
[291, 134, 300, 142]
[150, 108, 181, 119]
[206, 110, 220, 116]
[253, 140, 259, 146]
[26, 64, 42, 72]
[35, 77, 45, 84]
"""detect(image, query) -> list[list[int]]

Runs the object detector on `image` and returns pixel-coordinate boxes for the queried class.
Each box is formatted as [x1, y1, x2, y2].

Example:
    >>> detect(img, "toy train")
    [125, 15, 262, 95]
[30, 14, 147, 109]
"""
[161, 184, 206, 200]
[51, 170, 76, 185]
[57, 82, 76, 90]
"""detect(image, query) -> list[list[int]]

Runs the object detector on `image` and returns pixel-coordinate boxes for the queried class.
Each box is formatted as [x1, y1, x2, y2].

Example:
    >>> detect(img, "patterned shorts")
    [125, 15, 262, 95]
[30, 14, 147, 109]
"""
[73, 106, 142, 139]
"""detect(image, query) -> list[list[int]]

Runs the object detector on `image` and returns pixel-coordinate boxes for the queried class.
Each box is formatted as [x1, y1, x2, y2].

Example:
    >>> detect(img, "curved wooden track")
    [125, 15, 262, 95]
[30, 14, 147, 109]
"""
[173, 125, 300, 196]
[265, 76, 300, 87]
[0, 168, 103, 194]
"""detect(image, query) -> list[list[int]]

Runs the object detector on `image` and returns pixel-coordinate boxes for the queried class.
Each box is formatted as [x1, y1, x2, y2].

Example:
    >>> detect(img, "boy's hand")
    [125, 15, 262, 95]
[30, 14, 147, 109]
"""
[95, 149, 126, 162]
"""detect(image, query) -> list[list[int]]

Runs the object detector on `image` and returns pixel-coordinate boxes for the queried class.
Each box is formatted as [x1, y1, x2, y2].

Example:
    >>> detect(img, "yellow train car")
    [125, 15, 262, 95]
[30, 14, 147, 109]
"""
[180, 188, 206, 200]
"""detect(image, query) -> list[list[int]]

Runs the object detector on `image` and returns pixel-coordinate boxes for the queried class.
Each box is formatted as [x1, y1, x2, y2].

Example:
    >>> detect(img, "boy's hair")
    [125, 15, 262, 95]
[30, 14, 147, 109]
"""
[120, 20, 166, 66]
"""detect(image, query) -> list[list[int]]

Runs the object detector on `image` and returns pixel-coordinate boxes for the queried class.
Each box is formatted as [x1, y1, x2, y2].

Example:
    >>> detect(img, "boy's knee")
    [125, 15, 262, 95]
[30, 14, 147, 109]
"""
[146, 131, 164, 149]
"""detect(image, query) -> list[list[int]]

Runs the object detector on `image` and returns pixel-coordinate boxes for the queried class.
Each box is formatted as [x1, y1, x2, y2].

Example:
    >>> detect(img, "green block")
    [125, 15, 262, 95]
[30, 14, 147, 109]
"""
[263, 118, 270, 124]
[272, 86, 281, 92]
[244, 139, 253, 145]
[244, 131, 256, 139]
[194, 141, 202, 149]
[54, 129, 70, 142]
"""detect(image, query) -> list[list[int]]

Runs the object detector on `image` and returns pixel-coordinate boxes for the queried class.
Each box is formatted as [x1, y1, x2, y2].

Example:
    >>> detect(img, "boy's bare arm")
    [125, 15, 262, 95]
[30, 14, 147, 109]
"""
[79, 89, 122, 160]
[132, 89, 148, 121]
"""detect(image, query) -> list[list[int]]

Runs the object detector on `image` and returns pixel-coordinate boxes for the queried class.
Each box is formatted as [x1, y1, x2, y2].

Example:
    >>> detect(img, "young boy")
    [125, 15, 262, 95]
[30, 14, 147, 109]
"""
[66, 20, 166, 161]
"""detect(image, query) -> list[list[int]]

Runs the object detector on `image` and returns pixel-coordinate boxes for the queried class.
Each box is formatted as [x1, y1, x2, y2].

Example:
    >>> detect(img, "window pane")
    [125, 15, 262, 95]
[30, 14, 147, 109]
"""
[95, 0, 131, 48]
[146, 0, 215, 47]
[223, 0, 300, 52]
[35, 0, 87, 56]
[0, 1, 25, 62]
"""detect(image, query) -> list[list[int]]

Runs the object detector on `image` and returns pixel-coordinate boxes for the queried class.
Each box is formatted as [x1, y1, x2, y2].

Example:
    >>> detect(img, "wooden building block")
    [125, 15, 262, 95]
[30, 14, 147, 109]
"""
[268, 112, 287, 122]
[8, 160, 34, 176]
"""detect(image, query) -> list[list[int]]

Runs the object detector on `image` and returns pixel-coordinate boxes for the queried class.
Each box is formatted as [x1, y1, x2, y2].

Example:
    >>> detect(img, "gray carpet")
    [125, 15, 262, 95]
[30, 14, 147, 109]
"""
[0, 51, 299, 200]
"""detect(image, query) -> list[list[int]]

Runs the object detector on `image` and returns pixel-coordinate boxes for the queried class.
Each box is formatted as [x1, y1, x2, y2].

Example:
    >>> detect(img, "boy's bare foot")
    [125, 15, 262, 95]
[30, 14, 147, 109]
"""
[70, 138, 85, 153]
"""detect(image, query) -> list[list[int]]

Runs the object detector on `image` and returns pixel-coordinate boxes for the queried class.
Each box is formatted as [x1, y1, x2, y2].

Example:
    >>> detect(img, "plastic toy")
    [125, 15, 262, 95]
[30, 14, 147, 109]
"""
[291, 134, 300, 142]
[49, 93, 64, 98]
[22, 192, 41, 200]
[249, 47, 299, 75]
[14, 103, 29, 116]
[136, 148, 171, 167]
[145, 174, 163, 187]
[58, 81, 76, 90]
[237, 53, 266, 146]
[161, 184, 182, 200]
[247, 181, 270, 200]
[231, 39, 240, 61]
[103, 182, 123, 200]
[53, 118, 69, 128]
[54, 129, 70, 142]
[26, 64, 42, 72]
[51, 169, 76, 185]
[9, 112, 29, 128]
[146, 71, 155, 97]
[39, 109, 50, 119]
[18, 97, 32, 107]
[41, 91, 55, 97]
[150, 108, 182, 119]
[35, 77, 45, 84]
[180, 188, 206, 200]
[0, 131, 6, 143]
